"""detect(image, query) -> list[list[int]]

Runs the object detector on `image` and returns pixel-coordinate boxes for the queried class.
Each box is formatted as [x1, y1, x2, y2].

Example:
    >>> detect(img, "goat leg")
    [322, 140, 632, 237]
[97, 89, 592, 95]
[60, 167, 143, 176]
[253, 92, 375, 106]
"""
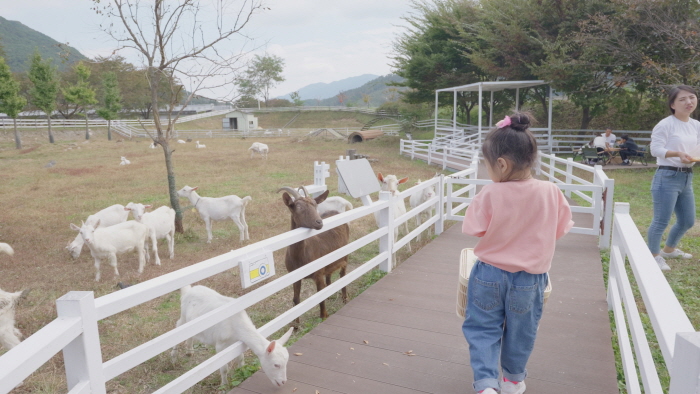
[340, 265, 348, 304]
[314, 275, 328, 320]
[292, 280, 302, 325]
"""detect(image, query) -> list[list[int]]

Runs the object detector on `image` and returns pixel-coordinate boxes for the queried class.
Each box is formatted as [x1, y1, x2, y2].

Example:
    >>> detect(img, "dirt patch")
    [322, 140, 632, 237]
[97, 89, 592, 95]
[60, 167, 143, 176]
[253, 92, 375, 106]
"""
[48, 167, 99, 176]
[19, 146, 40, 154]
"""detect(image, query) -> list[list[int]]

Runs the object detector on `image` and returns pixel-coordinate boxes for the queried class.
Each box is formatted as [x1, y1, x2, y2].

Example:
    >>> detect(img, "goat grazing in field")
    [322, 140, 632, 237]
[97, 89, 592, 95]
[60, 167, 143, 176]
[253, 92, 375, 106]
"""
[177, 186, 251, 243]
[149, 141, 157, 149]
[195, 141, 206, 148]
[248, 142, 269, 159]
[125, 203, 176, 263]
[317, 196, 353, 216]
[119, 156, 131, 165]
[409, 178, 437, 241]
[279, 186, 349, 321]
[70, 219, 157, 281]
[0, 287, 29, 351]
[66, 204, 130, 259]
[171, 285, 294, 387]
[376, 173, 411, 253]
[177, 139, 186, 144]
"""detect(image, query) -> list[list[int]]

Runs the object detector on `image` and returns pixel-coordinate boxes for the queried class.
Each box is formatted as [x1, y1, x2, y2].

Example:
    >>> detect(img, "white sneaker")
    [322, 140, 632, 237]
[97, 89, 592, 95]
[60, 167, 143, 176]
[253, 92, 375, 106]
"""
[659, 248, 692, 259]
[480, 389, 498, 394]
[655, 255, 671, 271]
[501, 379, 526, 394]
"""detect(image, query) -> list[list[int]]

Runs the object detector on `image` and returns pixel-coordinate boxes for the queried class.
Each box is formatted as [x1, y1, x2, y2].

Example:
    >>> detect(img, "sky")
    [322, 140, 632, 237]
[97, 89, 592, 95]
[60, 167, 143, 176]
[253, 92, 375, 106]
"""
[1, 0, 415, 99]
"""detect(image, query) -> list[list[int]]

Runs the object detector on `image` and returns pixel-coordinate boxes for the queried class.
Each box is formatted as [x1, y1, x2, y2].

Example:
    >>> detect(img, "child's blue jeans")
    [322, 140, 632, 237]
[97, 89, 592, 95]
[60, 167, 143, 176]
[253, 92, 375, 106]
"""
[462, 260, 547, 393]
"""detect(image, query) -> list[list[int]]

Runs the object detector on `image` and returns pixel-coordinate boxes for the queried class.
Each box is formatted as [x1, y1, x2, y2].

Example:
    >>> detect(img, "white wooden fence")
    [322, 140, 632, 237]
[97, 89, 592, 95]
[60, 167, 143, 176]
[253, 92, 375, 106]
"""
[607, 203, 699, 394]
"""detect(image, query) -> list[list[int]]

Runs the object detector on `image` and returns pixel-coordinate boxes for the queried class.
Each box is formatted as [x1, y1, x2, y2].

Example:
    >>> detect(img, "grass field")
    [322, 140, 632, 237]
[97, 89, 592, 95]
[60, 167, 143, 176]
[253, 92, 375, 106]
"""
[0, 127, 447, 393]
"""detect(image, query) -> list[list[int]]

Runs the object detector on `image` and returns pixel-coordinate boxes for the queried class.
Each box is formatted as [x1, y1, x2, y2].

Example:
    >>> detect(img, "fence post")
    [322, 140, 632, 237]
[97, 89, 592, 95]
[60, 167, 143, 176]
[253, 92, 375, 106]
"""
[428, 145, 432, 165]
[536, 150, 543, 176]
[443, 149, 447, 170]
[565, 158, 573, 198]
[549, 153, 556, 181]
[669, 332, 700, 394]
[435, 175, 445, 235]
[56, 291, 106, 394]
[599, 178, 615, 249]
[378, 191, 394, 273]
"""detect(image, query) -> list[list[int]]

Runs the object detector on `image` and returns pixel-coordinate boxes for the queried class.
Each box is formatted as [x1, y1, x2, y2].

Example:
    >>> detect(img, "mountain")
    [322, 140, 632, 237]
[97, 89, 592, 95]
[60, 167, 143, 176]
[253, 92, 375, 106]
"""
[278, 74, 379, 101]
[304, 74, 407, 107]
[0, 16, 87, 72]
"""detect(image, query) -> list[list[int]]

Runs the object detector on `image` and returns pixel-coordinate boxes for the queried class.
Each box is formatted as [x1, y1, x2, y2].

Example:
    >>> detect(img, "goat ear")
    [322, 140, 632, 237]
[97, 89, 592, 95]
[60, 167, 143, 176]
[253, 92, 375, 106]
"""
[398, 177, 409, 184]
[192, 186, 198, 191]
[282, 192, 294, 208]
[266, 340, 276, 353]
[315, 190, 330, 205]
[145, 204, 152, 209]
[377, 172, 384, 182]
[278, 327, 294, 347]
[124, 207, 131, 211]
[70, 223, 80, 231]
[94, 219, 101, 228]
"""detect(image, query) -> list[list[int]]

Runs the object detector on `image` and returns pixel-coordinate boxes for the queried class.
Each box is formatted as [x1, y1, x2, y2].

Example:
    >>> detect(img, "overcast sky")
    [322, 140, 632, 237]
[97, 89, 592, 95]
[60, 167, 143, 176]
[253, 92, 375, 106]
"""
[1, 0, 415, 98]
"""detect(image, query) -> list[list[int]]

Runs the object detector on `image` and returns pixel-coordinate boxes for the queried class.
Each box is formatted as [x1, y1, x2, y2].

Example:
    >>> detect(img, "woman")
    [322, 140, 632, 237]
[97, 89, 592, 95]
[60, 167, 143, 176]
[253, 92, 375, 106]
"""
[648, 85, 700, 271]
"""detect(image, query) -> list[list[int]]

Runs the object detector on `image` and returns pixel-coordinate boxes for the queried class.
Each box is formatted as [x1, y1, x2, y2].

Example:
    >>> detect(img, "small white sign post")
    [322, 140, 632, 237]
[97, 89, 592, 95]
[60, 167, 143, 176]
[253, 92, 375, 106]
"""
[239, 250, 276, 289]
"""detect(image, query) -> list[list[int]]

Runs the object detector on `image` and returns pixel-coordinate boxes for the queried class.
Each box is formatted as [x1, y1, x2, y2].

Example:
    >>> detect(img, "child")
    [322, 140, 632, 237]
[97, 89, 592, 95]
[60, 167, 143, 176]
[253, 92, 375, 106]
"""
[617, 134, 639, 165]
[461, 112, 573, 394]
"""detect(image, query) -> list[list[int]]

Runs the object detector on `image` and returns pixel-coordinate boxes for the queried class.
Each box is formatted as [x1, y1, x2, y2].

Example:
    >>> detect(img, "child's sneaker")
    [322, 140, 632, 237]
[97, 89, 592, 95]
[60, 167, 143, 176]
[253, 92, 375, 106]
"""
[501, 379, 526, 394]
[659, 248, 692, 259]
[479, 389, 498, 394]
[655, 255, 671, 271]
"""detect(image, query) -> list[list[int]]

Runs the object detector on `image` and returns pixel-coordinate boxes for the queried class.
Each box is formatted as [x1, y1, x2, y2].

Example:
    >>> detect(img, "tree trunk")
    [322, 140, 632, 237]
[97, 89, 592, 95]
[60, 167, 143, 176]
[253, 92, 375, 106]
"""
[162, 140, 184, 233]
[85, 114, 90, 140]
[580, 106, 592, 130]
[48, 115, 54, 143]
[13, 118, 21, 149]
[107, 119, 112, 141]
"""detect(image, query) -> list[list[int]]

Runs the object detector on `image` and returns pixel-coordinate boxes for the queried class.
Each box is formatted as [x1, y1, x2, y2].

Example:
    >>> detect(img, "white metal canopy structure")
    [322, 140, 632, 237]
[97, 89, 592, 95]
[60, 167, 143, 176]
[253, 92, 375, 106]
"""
[434, 80, 553, 148]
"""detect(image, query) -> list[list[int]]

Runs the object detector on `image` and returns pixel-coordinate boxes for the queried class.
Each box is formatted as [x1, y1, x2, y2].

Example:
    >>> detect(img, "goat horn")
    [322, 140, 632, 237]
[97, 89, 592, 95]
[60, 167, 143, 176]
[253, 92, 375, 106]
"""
[277, 187, 301, 199]
[300, 185, 311, 198]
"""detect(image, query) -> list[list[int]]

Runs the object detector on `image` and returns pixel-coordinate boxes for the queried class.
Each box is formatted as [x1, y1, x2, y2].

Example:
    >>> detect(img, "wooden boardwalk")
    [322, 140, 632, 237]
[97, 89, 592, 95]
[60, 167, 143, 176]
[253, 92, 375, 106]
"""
[230, 211, 619, 394]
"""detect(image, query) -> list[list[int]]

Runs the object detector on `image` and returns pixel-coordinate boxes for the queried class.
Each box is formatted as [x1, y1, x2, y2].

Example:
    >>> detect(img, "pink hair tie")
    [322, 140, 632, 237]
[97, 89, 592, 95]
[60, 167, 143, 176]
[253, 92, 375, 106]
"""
[496, 116, 511, 128]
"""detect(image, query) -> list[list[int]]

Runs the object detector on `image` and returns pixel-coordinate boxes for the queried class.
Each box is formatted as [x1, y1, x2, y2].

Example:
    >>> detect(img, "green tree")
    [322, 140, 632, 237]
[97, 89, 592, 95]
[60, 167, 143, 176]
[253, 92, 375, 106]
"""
[28, 51, 59, 143]
[362, 93, 371, 108]
[0, 57, 27, 149]
[63, 62, 98, 139]
[96, 72, 122, 141]
[237, 54, 285, 106]
[289, 91, 304, 106]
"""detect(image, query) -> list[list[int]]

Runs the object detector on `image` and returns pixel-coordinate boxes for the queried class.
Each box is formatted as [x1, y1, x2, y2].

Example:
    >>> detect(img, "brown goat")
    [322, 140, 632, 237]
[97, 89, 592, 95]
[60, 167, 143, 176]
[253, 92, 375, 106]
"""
[278, 186, 350, 321]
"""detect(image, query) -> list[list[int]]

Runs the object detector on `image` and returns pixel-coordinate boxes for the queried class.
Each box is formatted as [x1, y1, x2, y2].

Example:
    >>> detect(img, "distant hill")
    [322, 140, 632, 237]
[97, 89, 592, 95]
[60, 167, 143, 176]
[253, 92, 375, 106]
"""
[0, 16, 87, 72]
[278, 74, 379, 102]
[304, 74, 407, 107]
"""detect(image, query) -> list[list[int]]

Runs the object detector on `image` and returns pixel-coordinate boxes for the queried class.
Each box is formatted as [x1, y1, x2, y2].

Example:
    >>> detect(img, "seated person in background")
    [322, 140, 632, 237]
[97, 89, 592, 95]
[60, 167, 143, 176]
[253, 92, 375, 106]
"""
[618, 134, 639, 165]
[603, 128, 617, 149]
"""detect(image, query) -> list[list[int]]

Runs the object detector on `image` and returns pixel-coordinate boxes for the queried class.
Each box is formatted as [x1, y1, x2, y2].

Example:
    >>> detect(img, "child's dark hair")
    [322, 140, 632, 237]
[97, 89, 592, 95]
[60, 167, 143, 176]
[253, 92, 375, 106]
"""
[668, 85, 697, 114]
[482, 112, 537, 181]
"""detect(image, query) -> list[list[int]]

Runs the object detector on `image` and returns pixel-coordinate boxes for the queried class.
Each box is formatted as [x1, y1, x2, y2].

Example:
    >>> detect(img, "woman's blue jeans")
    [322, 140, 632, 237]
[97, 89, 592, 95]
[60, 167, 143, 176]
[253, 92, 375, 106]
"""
[647, 169, 695, 254]
[462, 260, 547, 393]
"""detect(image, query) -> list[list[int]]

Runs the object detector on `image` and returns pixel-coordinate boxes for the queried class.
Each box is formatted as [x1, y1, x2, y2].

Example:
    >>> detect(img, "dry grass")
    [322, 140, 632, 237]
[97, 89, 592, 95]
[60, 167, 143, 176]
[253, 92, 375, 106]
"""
[0, 128, 447, 393]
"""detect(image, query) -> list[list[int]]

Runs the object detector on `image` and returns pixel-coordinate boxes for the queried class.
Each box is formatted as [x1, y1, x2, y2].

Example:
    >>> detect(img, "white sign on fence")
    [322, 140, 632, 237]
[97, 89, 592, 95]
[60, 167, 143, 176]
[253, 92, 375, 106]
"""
[238, 250, 275, 288]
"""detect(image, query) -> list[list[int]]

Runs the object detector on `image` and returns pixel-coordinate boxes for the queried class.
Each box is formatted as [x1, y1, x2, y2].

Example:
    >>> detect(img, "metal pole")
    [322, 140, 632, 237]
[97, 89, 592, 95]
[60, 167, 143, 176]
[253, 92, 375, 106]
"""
[489, 90, 494, 127]
[478, 84, 483, 146]
[434, 90, 439, 140]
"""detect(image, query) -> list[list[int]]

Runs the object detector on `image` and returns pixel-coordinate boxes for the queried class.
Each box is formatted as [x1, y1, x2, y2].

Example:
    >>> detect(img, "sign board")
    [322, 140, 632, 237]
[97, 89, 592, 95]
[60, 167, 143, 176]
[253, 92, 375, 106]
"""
[239, 250, 275, 288]
[335, 158, 380, 198]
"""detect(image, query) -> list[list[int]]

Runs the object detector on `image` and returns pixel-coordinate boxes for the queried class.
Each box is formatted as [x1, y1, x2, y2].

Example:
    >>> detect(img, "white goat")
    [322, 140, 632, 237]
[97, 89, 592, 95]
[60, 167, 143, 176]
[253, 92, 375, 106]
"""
[0, 243, 13, 256]
[409, 179, 437, 240]
[171, 285, 294, 387]
[119, 156, 131, 165]
[149, 141, 156, 149]
[177, 186, 251, 243]
[248, 142, 269, 159]
[125, 203, 176, 263]
[66, 204, 130, 259]
[70, 219, 157, 281]
[178, 139, 186, 144]
[0, 287, 28, 351]
[375, 173, 411, 253]
[317, 196, 353, 216]
[195, 141, 206, 148]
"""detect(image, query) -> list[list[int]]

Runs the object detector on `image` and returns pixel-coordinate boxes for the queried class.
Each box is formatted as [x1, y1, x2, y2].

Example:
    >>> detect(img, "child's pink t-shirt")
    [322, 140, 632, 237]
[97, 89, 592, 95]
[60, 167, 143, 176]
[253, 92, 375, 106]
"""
[462, 178, 574, 274]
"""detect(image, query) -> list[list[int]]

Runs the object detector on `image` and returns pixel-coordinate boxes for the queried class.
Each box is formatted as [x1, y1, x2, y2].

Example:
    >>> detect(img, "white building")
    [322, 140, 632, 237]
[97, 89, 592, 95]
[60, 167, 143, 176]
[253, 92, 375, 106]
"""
[222, 111, 258, 131]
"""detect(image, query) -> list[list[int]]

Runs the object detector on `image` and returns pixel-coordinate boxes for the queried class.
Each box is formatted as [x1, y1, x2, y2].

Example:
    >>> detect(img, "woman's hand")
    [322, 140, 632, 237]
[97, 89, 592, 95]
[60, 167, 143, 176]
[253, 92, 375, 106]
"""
[678, 152, 694, 164]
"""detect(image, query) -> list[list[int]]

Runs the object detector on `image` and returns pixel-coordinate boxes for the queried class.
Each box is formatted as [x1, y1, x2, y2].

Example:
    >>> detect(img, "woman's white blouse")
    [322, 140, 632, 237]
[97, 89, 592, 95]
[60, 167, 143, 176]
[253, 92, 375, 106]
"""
[650, 115, 700, 167]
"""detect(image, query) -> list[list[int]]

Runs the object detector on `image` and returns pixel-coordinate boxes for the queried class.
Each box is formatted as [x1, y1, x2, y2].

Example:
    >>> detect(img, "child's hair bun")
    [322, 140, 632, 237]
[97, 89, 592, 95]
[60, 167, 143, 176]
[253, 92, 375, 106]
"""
[509, 112, 534, 132]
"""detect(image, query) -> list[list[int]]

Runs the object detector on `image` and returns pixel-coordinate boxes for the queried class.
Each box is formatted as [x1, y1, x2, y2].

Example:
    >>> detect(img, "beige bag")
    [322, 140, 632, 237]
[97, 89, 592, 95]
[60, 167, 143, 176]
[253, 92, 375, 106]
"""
[457, 248, 552, 319]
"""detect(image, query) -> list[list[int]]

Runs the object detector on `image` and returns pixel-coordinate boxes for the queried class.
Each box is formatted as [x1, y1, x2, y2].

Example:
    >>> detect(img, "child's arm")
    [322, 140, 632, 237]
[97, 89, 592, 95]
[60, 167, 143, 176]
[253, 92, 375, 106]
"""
[556, 190, 574, 240]
[462, 192, 490, 237]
